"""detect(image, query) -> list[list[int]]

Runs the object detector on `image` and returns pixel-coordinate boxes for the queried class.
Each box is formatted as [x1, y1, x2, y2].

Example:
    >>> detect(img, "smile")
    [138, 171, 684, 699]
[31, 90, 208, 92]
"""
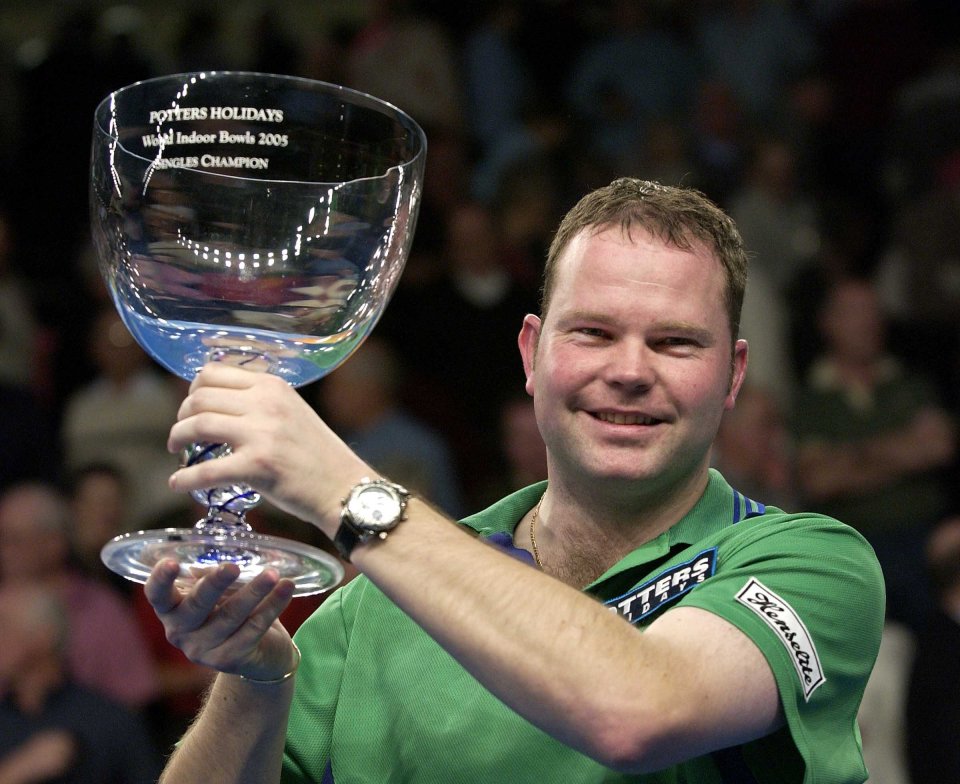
[593, 411, 659, 425]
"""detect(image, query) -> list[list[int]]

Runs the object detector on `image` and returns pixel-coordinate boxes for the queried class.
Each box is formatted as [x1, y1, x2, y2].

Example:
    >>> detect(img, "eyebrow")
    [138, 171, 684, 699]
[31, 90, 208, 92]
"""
[651, 321, 716, 344]
[557, 310, 716, 343]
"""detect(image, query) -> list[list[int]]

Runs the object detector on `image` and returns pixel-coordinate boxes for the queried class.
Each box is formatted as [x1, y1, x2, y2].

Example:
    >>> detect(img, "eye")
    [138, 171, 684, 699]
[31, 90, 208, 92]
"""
[572, 326, 613, 342]
[656, 336, 701, 354]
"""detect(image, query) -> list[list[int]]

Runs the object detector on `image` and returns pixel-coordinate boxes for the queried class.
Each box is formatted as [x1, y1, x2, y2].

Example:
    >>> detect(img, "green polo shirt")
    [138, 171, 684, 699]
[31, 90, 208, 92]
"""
[283, 470, 884, 783]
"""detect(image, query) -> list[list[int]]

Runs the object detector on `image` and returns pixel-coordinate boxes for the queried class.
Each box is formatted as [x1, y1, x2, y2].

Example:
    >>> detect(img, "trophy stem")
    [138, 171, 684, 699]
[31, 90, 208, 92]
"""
[183, 440, 262, 533]
[181, 345, 280, 534]
[194, 497, 255, 536]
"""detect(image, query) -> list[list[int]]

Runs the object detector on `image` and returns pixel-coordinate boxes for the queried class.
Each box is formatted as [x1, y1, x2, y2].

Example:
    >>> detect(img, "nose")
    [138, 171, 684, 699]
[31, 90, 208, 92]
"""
[601, 339, 655, 391]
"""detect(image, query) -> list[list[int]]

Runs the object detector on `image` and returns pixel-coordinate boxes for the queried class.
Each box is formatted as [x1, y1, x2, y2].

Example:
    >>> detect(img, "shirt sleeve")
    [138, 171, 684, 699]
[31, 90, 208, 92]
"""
[676, 513, 884, 784]
[281, 581, 358, 784]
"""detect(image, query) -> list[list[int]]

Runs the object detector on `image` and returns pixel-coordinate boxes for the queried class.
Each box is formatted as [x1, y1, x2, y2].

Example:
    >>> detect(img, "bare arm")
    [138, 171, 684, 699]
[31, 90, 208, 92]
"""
[797, 406, 955, 501]
[160, 365, 782, 772]
[160, 674, 294, 784]
[0, 730, 76, 784]
[145, 561, 298, 784]
[350, 504, 782, 770]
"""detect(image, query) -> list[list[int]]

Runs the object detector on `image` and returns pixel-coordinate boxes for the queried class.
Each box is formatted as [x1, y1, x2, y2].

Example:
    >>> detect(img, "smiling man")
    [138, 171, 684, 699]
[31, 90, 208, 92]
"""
[145, 178, 883, 783]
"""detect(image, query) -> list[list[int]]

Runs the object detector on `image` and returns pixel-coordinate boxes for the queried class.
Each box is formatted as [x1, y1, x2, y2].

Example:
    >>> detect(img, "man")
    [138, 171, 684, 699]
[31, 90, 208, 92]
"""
[0, 482, 159, 709]
[316, 336, 465, 518]
[793, 276, 954, 632]
[146, 179, 884, 782]
[0, 582, 162, 783]
[907, 516, 960, 782]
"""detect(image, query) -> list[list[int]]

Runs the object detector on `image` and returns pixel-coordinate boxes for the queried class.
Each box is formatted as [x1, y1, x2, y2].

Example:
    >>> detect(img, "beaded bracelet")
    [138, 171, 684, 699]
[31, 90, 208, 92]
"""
[238, 641, 301, 685]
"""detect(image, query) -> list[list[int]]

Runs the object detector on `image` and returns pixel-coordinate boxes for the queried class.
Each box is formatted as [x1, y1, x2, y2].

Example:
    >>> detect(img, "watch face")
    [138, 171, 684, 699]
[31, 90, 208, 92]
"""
[351, 485, 403, 531]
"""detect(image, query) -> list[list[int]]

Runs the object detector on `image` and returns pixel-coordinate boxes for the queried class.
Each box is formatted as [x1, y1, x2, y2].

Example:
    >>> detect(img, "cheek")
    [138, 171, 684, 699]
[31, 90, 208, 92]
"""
[670, 363, 733, 414]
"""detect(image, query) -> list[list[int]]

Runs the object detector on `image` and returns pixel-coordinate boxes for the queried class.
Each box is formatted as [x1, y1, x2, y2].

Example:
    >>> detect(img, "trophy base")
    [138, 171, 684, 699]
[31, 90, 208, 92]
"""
[101, 528, 345, 597]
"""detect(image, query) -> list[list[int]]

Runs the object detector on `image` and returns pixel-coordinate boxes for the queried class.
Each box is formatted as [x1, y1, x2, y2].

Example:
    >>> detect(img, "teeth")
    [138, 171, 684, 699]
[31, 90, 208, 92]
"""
[597, 412, 655, 425]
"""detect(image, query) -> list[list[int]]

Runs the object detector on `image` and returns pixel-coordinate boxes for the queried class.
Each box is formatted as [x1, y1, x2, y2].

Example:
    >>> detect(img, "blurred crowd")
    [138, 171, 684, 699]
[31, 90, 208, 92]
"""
[0, 0, 959, 781]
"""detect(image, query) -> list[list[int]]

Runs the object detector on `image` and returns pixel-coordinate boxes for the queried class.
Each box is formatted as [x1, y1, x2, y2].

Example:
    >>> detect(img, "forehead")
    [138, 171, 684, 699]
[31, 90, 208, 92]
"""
[827, 281, 878, 310]
[550, 225, 726, 312]
[0, 491, 60, 531]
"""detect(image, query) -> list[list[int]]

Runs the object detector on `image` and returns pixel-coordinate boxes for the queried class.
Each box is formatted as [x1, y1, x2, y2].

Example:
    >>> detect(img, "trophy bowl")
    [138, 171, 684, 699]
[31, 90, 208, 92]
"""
[90, 71, 426, 596]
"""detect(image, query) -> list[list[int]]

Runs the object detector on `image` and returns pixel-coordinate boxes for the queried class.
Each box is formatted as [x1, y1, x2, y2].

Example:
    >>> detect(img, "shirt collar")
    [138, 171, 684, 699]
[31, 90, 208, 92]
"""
[460, 470, 749, 585]
[807, 355, 902, 411]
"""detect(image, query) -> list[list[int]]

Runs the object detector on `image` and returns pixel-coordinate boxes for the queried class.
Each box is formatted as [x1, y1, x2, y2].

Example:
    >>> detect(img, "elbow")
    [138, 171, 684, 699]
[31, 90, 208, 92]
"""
[581, 712, 673, 774]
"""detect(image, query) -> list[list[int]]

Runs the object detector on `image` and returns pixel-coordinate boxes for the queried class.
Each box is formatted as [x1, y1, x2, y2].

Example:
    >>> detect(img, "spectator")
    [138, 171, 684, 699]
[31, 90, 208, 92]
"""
[65, 462, 131, 586]
[876, 149, 960, 399]
[0, 380, 60, 495]
[316, 336, 464, 518]
[385, 201, 537, 501]
[0, 482, 159, 708]
[793, 277, 955, 631]
[470, 98, 569, 207]
[712, 382, 797, 512]
[0, 581, 162, 783]
[345, 0, 464, 135]
[564, 0, 696, 169]
[737, 263, 795, 409]
[729, 136, 822, 294]
[60, 307, 187, 529]
[694, 0, 817, 123]
[906, 516, 960, 783]
[475, 394, 548, 507]
[857, 620, 914, 784]
[688, 79, 749, 207]
[462, 1, 532, 153]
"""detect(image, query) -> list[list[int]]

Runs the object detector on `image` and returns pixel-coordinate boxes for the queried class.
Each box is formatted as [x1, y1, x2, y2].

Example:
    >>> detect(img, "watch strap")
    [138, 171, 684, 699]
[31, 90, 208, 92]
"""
[333, 518, 362, 562]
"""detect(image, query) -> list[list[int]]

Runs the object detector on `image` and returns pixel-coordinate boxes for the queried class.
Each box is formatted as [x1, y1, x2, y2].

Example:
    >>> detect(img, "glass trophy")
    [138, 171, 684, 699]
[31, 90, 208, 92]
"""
[90, 72, 426, 596]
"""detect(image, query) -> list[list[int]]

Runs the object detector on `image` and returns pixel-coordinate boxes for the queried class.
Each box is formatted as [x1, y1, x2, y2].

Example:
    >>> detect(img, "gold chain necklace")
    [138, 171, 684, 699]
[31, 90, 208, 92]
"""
[529, 494, 545, 569]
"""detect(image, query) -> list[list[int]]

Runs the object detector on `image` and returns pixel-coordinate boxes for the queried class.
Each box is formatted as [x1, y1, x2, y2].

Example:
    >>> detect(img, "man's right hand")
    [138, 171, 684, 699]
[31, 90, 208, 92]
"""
[144, 559, 298, 682]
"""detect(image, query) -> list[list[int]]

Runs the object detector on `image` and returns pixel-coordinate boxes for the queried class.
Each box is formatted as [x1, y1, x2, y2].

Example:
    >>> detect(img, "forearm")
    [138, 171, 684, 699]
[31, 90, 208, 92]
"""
[797, 425, 952, 501]
[160, 674, 293, 784]
[0, 731, 75, 784]
[797, 444, 890, 499]
[862, 411, 955, 473]
[355, 514, 631, 757]
[351, 500, 685, 767]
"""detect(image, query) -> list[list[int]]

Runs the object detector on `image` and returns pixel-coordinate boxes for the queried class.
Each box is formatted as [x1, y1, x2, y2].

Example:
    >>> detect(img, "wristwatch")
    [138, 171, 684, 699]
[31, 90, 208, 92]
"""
[333, 477, 410, 562]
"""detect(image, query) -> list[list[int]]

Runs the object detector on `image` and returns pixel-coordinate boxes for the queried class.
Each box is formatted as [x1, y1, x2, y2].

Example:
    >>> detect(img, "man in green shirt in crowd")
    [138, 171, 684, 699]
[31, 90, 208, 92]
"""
[145, 178, 884, 783]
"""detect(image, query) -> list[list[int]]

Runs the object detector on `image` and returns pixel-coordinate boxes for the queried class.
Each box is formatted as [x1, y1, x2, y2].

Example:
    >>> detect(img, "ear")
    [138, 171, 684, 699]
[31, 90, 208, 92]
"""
[518, 314, 541, 396]
[724, 339, 749, 411]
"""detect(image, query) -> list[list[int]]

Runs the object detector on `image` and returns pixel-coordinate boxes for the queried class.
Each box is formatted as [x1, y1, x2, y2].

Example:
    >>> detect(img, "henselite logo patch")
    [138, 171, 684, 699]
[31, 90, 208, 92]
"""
[605, 548, 717, 624]
[736, 578, 825, 700]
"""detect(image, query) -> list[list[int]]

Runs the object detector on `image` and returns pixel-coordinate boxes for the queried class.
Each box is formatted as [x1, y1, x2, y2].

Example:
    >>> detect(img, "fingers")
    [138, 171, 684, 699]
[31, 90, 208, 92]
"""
[144, 558, 187, 614]
[189, 362, 288, 393]
[171, 365, 291, 454]
[168, 410, 245, 455]
[177, 563, 248, 632]
[146, 559, 297, 674]
[145, 559, 241, 619]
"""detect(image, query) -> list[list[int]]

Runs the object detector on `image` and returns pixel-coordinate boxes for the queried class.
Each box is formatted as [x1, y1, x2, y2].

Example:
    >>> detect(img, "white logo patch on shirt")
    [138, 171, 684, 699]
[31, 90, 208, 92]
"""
[735, 577, 826, 700]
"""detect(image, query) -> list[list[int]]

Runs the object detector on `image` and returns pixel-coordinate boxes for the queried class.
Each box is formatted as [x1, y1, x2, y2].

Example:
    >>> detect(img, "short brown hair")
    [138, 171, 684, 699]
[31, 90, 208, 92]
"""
[541, 178, 749, 341]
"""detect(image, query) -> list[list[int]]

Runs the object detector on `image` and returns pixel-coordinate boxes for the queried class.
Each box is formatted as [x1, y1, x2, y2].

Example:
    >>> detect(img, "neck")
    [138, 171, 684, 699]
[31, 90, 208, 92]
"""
[829, 353, 882, 387]
[527, 468, 710, 588]
[12, 658, 64, 715]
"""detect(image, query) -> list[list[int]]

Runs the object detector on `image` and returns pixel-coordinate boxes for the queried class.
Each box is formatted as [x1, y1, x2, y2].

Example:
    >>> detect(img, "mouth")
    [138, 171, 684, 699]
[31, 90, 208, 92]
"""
[591, 411, 663, 426]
